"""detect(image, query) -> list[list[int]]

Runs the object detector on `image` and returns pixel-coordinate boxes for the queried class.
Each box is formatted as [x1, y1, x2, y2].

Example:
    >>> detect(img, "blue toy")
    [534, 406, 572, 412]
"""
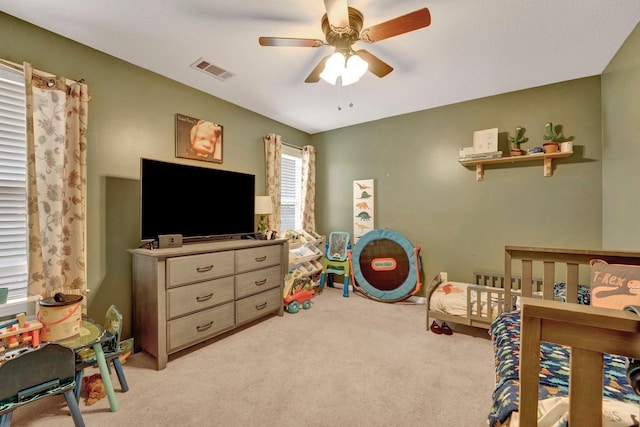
[318, 232, 352, 297]
[349, 229, 422, 302]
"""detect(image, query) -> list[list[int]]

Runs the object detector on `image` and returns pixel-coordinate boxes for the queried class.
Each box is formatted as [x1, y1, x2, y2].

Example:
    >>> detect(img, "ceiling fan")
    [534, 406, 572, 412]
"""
[258, 0, 431, 85]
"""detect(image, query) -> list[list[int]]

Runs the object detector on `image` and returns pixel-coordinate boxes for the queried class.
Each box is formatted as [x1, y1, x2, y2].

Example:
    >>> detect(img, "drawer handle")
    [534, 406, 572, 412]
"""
[254, 256, 267, 262]
[255, 302, 268, 310]
[196, 293, 214, 302]
[196, 265, 214, 273]
[196, 321, 214, 332]
[254, 279, 267, 286]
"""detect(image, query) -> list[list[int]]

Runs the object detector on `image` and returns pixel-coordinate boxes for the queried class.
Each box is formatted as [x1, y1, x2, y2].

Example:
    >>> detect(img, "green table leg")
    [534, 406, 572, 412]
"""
[92, 343, 119, 412]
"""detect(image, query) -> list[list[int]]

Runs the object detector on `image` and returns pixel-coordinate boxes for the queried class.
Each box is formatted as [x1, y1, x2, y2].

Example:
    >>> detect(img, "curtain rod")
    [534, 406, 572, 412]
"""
[282, 141, 303, 150]
[0, 58, 22, 72]
[0, 58, 85, 84]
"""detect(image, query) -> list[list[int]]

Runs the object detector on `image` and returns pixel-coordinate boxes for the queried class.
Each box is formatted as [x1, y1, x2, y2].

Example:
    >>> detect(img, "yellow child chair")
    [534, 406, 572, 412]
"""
[318, 232, 352, 297]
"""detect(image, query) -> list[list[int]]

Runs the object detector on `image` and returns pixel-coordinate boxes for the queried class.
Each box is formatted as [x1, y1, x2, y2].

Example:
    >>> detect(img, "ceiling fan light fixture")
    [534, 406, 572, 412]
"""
[319, 52, 346, 85]
[341, 54, 368, 85]
[320, 51, 368, 86]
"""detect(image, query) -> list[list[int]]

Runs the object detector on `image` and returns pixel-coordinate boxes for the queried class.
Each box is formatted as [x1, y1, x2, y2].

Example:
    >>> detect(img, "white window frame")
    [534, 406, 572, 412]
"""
[280, 144, 302, 232]
[0, 65, 28, 308]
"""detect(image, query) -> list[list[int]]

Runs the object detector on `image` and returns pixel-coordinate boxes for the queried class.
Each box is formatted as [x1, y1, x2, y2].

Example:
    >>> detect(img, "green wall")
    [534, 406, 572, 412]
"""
[0, 12, 311, 338]
[601, 22, 640, 250]
[311, 77, 604, 288]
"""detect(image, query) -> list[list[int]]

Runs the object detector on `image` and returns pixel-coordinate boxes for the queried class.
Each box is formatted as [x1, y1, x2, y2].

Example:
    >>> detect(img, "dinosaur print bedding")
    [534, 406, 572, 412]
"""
[488, 310, 640, 427]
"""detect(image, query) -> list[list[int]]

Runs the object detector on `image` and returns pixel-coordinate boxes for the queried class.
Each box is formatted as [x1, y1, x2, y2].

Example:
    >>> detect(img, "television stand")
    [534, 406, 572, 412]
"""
[128, 238, 288, 370]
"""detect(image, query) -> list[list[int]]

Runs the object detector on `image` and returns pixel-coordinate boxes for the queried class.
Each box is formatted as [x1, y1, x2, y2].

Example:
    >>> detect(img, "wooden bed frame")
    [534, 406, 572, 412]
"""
[501, 245, 640, 426]
[517, 298, 640, 426]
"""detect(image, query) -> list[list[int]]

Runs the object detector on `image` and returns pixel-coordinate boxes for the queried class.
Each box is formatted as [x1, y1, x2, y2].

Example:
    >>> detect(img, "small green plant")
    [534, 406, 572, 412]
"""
[508, 126, 528, 150]
[543, 122, 567, 143]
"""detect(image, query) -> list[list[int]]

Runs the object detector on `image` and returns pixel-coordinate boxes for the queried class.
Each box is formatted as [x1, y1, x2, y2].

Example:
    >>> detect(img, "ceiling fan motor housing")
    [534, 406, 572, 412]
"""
[321, 7, 363, 52]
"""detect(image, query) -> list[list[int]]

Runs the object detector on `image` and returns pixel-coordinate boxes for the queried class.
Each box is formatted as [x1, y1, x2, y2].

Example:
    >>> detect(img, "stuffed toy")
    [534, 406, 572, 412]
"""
[82, 373, 105, 405]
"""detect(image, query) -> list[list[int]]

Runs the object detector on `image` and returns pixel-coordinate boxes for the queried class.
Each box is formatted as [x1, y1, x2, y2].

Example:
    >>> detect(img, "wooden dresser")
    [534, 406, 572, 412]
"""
[129, 238, 288, 370]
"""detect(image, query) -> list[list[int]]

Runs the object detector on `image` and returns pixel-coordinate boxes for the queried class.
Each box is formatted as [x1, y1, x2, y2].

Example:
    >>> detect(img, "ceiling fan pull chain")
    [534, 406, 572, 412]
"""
[336, 81, 355, 110]
[349, 84, 354, 108]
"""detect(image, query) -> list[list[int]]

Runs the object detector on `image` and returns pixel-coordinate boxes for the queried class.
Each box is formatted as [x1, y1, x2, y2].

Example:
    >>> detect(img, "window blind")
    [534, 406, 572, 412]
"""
[0, 67, 28, 302]
[280, 151, 302, 231]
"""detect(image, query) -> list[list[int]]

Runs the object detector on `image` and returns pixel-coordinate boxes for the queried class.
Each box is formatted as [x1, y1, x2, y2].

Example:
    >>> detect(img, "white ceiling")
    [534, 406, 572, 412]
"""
[2, 0, 640, 134]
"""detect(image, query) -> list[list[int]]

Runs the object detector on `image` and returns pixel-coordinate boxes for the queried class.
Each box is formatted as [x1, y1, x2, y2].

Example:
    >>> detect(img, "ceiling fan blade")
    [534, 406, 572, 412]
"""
[259, 37, 324, 47]
[323, 0, 349, 28]
[360, 8, 431, 43]
[304, 55, 330, 83]
[356, 50, 393, 78]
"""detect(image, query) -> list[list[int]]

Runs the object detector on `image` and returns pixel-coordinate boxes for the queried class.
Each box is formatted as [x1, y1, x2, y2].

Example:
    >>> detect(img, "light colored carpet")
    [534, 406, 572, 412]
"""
[10, 288, 496, 426]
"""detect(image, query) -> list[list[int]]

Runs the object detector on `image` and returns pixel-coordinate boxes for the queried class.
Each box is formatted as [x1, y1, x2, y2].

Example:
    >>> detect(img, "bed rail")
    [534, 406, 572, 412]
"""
[466, 285, 522, 324]
[473, 272, 535, 290]
[504, 245, 640, 306]
[519, 297, 640, 426]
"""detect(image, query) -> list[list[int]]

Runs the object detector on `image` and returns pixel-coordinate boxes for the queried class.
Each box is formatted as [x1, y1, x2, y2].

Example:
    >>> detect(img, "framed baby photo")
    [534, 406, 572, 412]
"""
[175, 113, 223, 163]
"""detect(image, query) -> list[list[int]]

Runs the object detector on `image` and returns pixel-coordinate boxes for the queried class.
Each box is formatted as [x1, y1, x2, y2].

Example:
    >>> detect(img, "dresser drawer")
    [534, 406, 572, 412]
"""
[236, 265, 282, 299]
[166, 251, 235, 288]
[236, 287, 281, 325]
[167, 302, 235, 352]
[167, 276, 235, 319]
[236, 245, 281, 273]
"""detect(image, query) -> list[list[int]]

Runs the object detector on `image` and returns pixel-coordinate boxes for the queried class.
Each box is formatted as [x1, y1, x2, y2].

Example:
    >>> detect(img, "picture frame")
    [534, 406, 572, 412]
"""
[175, 113, 223, 163]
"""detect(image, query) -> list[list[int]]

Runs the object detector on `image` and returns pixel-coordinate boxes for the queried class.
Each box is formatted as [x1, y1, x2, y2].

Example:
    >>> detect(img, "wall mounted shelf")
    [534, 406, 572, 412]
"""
[459, 151, 573, 181]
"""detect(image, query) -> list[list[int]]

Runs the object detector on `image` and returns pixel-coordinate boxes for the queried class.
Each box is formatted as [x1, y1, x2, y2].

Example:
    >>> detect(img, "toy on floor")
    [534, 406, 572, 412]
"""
[283, 277, 314, 313]
[82, 373, 106, 405]
[349, 229, 422, 302]
[284, 289, 314, 313]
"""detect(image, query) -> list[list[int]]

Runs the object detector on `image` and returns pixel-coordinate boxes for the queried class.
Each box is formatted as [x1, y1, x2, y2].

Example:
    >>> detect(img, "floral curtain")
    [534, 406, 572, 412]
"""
[263, 133, 281, 232]
[24, 62, 89, 303]
[301, 145, 316, 231]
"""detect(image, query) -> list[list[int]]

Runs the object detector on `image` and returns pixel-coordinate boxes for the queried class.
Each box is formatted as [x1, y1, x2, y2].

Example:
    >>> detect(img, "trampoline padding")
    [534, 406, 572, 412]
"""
[351, 229, 419, 301]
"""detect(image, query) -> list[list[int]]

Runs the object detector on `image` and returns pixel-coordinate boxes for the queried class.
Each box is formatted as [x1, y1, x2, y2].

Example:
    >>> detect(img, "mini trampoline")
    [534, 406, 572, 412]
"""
[349, 229, 422, 302]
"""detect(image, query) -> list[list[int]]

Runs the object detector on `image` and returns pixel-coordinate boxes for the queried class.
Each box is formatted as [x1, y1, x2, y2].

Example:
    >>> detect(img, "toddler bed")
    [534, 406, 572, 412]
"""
[426, 272, 542, 330]
[490, 245, 640, 427]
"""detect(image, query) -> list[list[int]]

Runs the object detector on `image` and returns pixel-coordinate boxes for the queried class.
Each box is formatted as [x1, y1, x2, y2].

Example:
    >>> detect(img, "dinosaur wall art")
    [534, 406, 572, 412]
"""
[353, 179, 374, 243]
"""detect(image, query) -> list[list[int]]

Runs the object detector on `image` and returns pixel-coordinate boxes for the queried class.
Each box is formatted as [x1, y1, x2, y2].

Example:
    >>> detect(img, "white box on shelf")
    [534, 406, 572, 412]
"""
[473, 128, 498, 154]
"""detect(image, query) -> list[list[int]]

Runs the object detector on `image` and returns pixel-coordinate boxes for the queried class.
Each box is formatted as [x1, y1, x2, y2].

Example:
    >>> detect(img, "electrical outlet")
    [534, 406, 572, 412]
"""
[440, 272, 448, 283]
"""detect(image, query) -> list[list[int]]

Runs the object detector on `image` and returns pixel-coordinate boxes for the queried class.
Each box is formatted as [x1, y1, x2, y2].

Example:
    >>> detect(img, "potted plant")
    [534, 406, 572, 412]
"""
[507, 126, 528, 156]
[542, 122, 567, 153]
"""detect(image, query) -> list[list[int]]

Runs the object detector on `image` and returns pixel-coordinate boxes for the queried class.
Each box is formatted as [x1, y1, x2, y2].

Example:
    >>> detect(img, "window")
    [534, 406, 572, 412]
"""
[0, 66, 28, 303]
[280, 144, 302, 231]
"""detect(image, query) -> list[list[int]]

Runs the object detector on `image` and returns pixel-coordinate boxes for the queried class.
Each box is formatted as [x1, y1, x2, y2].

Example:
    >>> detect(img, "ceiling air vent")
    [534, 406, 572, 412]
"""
[190, 58, 235, 82]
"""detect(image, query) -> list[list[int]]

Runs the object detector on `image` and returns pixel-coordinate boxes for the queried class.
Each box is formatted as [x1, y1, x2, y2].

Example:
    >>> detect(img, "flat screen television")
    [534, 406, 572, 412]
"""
[140, 158, 255, 241]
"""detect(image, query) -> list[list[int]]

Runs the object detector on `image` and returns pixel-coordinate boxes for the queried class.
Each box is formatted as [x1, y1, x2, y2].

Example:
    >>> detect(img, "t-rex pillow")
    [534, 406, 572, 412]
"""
[590, 259, 640, 309]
